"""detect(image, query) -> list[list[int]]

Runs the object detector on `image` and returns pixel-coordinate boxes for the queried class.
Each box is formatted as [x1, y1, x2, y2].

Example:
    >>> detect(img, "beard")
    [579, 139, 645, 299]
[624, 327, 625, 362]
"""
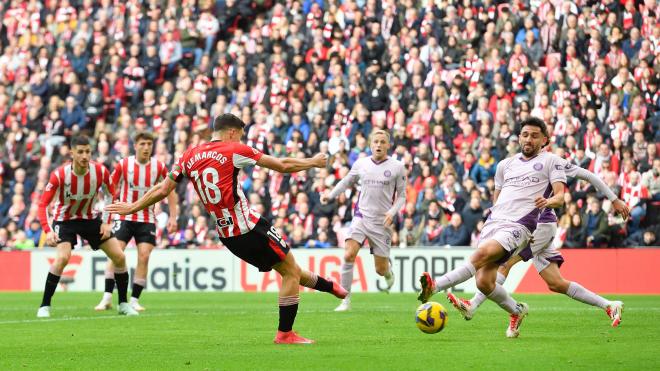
[522, 144, 538, 157]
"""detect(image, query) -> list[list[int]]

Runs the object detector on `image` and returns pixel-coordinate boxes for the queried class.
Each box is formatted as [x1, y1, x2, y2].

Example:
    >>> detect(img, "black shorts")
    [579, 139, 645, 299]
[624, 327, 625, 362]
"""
[112, 220, 157, 245]
[53, 219, 112, 251]
[219, 217, 290, 272]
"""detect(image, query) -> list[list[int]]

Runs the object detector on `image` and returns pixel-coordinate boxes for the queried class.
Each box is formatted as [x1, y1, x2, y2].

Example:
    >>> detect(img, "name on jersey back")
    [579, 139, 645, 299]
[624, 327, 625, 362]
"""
[185, 151, 228, 169]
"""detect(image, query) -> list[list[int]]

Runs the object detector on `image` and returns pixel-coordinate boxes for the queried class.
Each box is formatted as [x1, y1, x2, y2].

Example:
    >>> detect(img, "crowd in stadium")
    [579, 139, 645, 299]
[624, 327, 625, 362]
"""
[0, 0, 659, 251]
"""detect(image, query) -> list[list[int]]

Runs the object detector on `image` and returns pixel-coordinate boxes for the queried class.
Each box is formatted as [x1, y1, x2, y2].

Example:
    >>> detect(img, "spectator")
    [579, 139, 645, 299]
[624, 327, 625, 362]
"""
[438, 214, 470, 246]
[461, 196, 485, 233]
[564, 214, 587, 248]
[583, 197, 610, 248]
[420, 215, 443, 246]
[58, 89, 81, 122]
[622, 172, 650, 234]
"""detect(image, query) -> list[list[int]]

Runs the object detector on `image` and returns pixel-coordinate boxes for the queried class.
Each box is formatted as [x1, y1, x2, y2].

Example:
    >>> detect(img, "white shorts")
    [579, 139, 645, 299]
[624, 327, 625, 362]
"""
[347, 217, 392, 258]
[518, 222, 564, 272]
[479, 219, 532, 263]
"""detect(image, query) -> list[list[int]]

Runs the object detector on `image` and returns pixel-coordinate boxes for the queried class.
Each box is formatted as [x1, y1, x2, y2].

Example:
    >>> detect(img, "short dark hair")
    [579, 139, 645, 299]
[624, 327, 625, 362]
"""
[71, 135, 90, 147]
[134, 131, 155, 143]
[213, 113, 246, 132]
[519, 117, 549, 138]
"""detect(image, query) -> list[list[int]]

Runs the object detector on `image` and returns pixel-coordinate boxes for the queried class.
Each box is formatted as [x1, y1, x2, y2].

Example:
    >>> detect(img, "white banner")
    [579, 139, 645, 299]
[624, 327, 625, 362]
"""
[29, 248, 532, 293]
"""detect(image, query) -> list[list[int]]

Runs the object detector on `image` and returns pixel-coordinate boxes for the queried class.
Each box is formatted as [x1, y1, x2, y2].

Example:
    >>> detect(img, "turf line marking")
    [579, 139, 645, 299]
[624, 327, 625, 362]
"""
[0, 312, 179, 325]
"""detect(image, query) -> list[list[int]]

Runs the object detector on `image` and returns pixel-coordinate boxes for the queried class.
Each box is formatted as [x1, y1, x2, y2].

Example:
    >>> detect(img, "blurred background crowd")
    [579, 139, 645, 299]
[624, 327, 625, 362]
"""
[0, 0, 659, 251]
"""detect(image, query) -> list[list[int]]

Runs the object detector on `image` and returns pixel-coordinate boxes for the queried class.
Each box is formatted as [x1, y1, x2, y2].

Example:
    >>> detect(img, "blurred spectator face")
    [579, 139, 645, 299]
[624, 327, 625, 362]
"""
[451, 214, 462, 228]
[470, 197, 480, 209]
[588, 197, 601, 213]
[643, 232, 656, 245]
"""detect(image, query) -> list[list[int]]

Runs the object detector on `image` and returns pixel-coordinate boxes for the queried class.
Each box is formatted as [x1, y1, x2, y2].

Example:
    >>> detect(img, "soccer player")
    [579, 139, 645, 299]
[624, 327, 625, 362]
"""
[95, 131, 179, 312]
[447, 161, 629, 327]
[320, 129, 406, 311]
[106, 114, 348, 344]
[37, 136, 138, 317]
[418, 117, 567, 338]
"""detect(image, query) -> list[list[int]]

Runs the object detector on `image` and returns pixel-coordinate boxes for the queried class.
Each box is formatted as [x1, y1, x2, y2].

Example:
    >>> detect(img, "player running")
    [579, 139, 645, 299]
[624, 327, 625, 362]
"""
[418, 117, 567, 338]
[95, 131, 179, 312]
[37, 136, 138, 317]
[447, 159, 629, 327]
[321, 129, 406, 311]
[106, 113, 348, 344]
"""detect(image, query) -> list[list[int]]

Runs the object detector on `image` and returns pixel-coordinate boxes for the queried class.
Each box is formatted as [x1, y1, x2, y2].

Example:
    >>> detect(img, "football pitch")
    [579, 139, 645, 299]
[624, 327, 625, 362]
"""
[1, 293, 659, 370]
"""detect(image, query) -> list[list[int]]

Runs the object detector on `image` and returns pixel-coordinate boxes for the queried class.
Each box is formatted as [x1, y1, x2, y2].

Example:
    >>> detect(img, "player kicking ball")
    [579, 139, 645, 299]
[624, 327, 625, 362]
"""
[321, 130, 407, 311]
[447, 160, 629, 327]
[418, 118, 567, 338]
[106, 114, 347, 344]
[95, 131, 179, 312]
[37, 136, 138, 317]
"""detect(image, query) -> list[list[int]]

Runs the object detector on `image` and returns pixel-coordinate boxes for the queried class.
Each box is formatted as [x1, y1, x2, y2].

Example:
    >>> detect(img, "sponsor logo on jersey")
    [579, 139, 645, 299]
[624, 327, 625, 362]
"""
[216, 216, 235, 228]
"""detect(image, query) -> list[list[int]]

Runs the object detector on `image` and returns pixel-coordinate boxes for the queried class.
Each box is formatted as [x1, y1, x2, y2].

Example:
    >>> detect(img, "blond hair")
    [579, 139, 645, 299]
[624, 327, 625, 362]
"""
[369, 129, 391, 144]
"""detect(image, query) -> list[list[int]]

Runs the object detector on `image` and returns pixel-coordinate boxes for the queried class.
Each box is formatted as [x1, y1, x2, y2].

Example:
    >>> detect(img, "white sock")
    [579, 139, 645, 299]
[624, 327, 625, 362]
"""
[471, 272, 507, 308]
[102, 292, 112, 302]
[566, 282, 610, 309]
[384, 269, 393, 280]
[341, 262, 354, 294]
[486, 284, 520, 314]
[433, 262, 476, 293]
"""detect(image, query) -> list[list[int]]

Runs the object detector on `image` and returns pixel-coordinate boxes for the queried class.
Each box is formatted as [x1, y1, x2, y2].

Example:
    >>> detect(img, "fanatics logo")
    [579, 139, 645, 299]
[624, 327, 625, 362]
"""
[533, 163, 543, 171]
[384, 170, 392, 177]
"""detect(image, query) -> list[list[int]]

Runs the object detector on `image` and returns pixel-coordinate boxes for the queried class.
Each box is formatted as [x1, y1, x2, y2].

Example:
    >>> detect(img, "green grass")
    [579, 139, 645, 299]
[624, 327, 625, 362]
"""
[1, 292, 659, 370]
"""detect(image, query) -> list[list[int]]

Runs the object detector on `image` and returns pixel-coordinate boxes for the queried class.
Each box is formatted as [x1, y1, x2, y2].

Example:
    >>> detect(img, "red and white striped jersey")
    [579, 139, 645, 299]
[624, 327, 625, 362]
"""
[38, 161, 115, 233]
[112, 156, 168, 224]
[168, 141, 264, 238]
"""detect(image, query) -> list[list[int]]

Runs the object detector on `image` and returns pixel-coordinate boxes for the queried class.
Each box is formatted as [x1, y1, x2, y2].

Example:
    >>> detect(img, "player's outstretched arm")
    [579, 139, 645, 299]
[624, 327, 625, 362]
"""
[256, 153, 327, 173]
[573, 167, 630, 220]
[322, 162, 361, 204]
[105, 177, 177, 216]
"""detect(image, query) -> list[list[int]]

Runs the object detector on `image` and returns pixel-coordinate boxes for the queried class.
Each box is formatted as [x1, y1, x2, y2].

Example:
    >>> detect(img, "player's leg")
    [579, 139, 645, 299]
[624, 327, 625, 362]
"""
[538, 261, 623, 327]
[459, 255, 521, 319]
[374, 255, 394, 291]
[370, 227, 395, 292]
[334, 238, 362, 311]
[96, 220, 129, 310]
[37, 241, 73, 317]
[272, 252, 313, 344]
[130, 242, 154, 311]
[95, 239, 127, 311]
[99, 237, 138, 316]
[418, 235, 508, 303]
[299, 269, 347, 298]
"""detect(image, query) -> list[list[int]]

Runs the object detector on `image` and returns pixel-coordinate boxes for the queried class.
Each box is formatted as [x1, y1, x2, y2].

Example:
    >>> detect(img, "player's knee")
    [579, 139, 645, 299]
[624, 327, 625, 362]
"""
[54, 256, 69, 271]
[137, 251, 150, 266]
[547, 279, 568, 294]
[470, 249, 490, 269]
[112, 252, 126, 268]
[476, 277, 495, 294]
[344, 251, 357, 263]
[375, 266, 388, 276]
[289, 264, 302, 280]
